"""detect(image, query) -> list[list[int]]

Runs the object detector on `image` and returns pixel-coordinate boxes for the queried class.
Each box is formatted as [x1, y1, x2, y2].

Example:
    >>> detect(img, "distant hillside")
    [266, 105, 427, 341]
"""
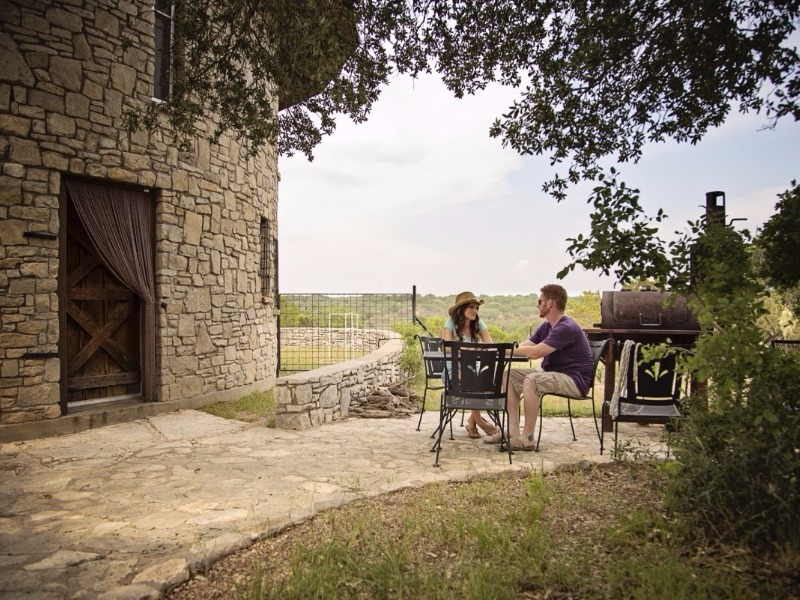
[415, 292, 602, 340]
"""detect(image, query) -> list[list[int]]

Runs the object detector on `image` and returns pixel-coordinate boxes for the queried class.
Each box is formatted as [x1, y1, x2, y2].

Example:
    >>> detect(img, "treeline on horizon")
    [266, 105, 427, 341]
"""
[415, 292, 602, 342]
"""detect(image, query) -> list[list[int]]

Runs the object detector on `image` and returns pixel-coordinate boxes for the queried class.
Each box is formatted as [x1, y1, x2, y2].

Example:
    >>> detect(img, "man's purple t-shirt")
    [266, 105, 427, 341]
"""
[530, 316, 593, 395]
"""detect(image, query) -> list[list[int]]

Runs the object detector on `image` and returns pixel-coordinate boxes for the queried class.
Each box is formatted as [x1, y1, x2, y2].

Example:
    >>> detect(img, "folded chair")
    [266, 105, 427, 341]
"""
[601, 341, 684, 457]
[432, 341, 517, 467]
[415, 336, 445, 432]
[535, 338, 612, 451]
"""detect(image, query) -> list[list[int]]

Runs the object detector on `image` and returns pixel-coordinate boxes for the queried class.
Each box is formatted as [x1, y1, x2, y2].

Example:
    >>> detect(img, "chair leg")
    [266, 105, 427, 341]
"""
[567, 398, 577, 441]
[665, 421, 675, 459]
[416, 385, 429, 431]
[448, 412, 455, 440]
[499, 412, 512, 460]
[429, 391, 445, 440]
[600, 416, 605, 455]
[488, 411, 509, 456]
[600, 424, 604, 454]
[431, 407, 448, 453]
[589, 398, 602, 450]
[433, 408, 455, 467]
[505, 417, 513, 465]
[498, 413, 507, 447]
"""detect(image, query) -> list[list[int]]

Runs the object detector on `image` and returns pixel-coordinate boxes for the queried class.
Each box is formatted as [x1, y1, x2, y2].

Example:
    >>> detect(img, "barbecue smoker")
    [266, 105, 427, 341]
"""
[588, 189, 724, 344]
[596, 289, 700, 345]
[584, 191, 725, 429]
[587, 290, 703, 431]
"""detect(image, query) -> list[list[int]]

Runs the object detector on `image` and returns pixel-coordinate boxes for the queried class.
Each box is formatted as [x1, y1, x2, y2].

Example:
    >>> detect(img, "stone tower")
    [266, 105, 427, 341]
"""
[1, 0, 299, 432]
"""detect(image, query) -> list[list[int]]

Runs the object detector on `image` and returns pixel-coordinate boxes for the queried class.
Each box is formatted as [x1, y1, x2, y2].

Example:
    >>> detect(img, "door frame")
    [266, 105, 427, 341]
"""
[58, 177, 157, 414]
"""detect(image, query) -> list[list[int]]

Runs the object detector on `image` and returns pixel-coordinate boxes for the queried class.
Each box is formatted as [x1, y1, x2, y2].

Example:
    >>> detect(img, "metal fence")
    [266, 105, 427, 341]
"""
[277, 288, 416, 374]
[771, 339, 800, 353]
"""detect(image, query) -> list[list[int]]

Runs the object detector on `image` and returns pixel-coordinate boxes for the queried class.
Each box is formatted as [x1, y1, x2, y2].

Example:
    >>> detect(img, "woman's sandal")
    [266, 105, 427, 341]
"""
[465, 418, 482, 439]
[478, 421, 500, 436]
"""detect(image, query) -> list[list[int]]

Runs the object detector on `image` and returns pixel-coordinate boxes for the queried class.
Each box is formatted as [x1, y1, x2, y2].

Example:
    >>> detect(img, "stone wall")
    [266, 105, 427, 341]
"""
[274, 337, 404, 430]
[280, 327, 399, 351]
[0, 0, 278, 425]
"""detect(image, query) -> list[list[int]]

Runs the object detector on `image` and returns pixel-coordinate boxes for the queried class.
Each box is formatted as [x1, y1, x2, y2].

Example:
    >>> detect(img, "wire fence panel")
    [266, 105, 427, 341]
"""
[771, 339, 800, 353]
[278, 292, 414, 373]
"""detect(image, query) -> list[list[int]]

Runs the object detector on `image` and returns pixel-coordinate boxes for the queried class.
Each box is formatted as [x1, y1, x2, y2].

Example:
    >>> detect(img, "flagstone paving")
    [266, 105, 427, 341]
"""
[0, 410, 665, 599]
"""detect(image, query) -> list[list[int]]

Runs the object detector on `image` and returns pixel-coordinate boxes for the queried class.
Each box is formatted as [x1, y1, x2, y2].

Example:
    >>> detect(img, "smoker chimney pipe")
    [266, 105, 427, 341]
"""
[705, 191, 726, 225]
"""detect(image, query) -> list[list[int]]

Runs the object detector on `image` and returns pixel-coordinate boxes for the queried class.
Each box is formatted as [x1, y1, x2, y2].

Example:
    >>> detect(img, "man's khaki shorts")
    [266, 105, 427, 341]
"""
[508, 367, 582, 398]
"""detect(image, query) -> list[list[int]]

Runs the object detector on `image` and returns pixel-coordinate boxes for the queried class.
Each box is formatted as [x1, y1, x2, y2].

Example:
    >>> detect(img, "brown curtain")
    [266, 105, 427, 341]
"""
[66, 180, 157, 401]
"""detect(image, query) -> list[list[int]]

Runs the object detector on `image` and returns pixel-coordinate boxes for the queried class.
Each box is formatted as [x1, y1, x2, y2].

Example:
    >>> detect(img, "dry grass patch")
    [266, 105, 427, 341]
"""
[168, 462, 797, 600]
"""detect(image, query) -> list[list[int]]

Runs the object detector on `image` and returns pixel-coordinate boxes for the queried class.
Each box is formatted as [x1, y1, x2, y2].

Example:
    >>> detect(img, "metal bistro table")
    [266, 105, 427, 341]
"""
[422, 349, 530, 440]
[422, 351, 530, 364]
[582, 327, 703, 432]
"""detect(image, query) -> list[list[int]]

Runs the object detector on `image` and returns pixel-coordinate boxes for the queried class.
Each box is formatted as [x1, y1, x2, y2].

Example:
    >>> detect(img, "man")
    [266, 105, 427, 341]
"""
[486, 284, 593, 451]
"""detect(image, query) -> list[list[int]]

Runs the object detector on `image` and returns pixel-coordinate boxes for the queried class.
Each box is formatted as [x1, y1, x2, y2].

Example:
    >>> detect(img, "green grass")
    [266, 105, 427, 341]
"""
[279, 346, 368, 374]
[174, 353, 798, 600]
[200, 463, 796, 600]
[199, 391, 275, 427]
[254, 472, 554, 600]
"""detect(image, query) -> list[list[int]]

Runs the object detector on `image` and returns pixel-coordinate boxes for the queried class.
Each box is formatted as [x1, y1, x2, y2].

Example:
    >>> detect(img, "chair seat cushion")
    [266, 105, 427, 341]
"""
[444, 394, 505, 411]
[618, 403, 681, 419]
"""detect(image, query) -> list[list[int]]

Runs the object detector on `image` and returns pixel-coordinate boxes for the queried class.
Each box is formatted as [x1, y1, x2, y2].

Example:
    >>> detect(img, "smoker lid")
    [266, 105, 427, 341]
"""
[602, 291, 693, 328]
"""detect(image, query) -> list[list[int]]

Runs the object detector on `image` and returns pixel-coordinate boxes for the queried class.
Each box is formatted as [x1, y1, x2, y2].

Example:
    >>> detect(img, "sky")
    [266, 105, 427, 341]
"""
[277, 73, 800, 297]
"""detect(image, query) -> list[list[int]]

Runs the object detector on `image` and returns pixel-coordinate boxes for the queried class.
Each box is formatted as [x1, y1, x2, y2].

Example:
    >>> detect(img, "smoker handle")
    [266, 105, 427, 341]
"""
[639, 313, 662, 327]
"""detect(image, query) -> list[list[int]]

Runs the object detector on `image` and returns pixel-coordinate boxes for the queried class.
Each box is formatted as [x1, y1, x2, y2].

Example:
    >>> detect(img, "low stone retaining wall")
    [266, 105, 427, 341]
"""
[274, 337, 404, 430]
[280, 327, 394, 351]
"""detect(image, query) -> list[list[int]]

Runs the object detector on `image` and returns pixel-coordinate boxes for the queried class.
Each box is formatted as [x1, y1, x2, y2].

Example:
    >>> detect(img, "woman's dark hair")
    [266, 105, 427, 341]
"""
[452, 304, 480, 341]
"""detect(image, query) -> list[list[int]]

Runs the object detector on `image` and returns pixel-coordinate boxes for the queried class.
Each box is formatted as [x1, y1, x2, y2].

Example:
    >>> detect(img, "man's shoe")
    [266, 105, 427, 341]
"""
[482, 432, 503, 445]
[510, 434, 537, 451]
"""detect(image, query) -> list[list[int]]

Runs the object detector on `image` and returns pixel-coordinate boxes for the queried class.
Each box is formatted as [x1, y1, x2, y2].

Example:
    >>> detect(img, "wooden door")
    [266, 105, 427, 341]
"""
[62, 199, 142, 406]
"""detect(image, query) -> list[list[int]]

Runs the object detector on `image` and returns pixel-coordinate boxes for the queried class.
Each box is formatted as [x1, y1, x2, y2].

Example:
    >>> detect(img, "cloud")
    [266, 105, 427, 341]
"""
[278, 73, 800, 296]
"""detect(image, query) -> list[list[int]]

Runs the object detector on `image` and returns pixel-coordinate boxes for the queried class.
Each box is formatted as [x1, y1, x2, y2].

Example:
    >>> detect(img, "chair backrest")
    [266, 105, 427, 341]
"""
[417, 336, 445, 378]
[587, 338, 612, 390]
[442, 341, 517, 410]
[623, 342, 681, 405]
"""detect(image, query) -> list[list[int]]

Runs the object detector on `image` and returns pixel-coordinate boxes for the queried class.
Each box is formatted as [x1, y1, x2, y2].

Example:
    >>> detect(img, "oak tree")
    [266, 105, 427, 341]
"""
[144, 0, 798, 284]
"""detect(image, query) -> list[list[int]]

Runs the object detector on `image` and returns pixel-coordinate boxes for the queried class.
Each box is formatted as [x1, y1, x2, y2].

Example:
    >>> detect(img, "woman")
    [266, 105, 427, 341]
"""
[442, 291, 501, 439]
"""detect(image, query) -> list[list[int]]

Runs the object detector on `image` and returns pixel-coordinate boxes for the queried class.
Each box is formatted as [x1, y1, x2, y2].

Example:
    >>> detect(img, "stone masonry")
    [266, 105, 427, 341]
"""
[279, 327, 397, 351]
[274, 337, 403, 430]
[0, 0, 279, 427]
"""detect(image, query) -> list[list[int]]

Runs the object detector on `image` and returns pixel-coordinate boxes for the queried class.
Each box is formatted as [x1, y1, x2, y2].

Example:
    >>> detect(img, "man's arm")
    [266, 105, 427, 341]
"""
[514, 339, 556, 360]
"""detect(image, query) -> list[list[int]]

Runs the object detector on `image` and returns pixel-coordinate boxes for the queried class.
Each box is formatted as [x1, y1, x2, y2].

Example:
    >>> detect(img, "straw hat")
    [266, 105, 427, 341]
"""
[448, 291, 485, 318]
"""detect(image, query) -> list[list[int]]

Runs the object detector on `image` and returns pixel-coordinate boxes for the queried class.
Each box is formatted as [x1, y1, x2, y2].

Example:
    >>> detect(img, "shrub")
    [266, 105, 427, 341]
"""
[393, 323, 424, 386]
[666, 347, 800, 550]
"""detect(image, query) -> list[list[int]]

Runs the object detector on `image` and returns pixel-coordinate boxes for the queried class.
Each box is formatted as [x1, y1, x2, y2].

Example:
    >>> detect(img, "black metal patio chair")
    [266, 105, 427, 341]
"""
[415, 336, 446, 432]
[535, 338, 612, 451]
[601, 341, 684, 457]
[432, 341, 517, 467]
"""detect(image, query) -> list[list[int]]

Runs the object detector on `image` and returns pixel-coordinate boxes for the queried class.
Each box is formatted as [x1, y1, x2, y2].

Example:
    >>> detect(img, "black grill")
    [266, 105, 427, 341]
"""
[599, 291, 699, 332]
[585, 291, 703, 432]
[585, 190, 726, 430]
